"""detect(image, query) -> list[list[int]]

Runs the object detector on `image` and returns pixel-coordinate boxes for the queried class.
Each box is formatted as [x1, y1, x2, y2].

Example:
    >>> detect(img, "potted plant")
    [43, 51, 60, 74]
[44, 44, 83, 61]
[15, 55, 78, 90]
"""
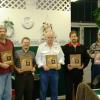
[93, 8, 100, 28]
[4, 20, 14, 38]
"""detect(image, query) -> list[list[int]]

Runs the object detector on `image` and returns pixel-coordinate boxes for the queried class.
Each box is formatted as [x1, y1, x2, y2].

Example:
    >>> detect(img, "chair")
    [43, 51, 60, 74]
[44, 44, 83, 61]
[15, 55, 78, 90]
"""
[76, 82, 100, 100]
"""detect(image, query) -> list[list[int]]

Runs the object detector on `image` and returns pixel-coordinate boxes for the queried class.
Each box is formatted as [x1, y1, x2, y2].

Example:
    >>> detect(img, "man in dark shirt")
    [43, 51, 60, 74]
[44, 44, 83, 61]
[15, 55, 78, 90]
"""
[63, 31, 90, 100]
[0, 24, 14, 100]
[14, 37, 36, 100]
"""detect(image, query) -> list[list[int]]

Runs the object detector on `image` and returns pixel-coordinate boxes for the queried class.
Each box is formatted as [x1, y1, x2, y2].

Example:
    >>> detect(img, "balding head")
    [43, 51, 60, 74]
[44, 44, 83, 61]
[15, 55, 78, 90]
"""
[45, 31, 55, 46]
[45, 31, 55, 39]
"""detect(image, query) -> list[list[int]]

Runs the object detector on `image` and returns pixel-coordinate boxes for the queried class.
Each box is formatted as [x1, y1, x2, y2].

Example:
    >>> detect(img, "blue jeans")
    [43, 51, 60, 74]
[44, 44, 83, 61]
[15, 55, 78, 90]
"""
[40, 69, 58, 100]
[0, 73, 12, 100]
[91, 64, 100, 81]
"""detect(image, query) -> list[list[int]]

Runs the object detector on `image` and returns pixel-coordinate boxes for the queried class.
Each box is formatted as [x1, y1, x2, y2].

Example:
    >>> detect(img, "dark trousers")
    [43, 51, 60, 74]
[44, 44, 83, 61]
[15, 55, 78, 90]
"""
[91, 64, 100, 88]
[15, 73, 34, 100]
[65, 73, 83, 100]
[91, 64, 100, 82]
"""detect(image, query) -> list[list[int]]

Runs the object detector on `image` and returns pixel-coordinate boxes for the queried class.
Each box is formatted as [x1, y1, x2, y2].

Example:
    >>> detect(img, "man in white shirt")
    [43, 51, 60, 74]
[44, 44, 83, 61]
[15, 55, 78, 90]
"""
[36, 31, 64, 100]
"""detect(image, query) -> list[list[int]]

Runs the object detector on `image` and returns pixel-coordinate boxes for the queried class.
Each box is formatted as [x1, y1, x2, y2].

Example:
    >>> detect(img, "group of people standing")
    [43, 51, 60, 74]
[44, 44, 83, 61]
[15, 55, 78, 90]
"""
[0, 24, 100, 100]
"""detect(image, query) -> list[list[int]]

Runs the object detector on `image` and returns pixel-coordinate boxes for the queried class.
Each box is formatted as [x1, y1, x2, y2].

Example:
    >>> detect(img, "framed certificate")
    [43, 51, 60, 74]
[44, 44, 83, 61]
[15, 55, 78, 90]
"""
[20, 55, 33, 70]
[1, 50, 13, 65]
[70, 54, 81, 68]
[94, 52, 100, 64]
[46, 55, 58, 69]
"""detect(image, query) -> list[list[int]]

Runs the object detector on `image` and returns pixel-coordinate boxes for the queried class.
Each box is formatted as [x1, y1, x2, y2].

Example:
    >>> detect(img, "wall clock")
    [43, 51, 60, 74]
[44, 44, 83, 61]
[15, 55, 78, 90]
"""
[22, 17, 33, 29]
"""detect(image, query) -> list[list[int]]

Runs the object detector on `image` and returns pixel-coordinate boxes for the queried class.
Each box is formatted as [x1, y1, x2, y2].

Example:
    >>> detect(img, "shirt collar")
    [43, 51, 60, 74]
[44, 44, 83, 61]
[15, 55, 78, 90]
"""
[0, 39, 8, 45]
[22, 49, 29, 54]
[67, 42, 80, 47]
[44, 42, 55, 47]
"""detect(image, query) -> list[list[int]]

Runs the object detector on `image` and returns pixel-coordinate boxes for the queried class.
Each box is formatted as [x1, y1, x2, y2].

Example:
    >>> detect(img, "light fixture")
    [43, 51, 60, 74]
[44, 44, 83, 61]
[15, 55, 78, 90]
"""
[71, 0, 78, 2]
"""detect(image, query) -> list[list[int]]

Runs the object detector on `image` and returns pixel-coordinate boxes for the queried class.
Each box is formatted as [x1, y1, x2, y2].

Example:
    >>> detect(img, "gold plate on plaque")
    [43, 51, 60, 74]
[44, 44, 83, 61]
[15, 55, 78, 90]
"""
[70, 54, 81, 68]
[46, 55, 58, 69]
[20, 55, 32, 70]
[94, 52, 100, 64]
[1, 50, 13, 65]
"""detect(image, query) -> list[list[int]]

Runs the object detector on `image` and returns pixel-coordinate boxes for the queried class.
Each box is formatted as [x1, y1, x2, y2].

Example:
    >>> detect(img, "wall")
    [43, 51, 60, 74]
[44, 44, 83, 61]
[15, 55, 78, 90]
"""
[0, 8, 71, 46]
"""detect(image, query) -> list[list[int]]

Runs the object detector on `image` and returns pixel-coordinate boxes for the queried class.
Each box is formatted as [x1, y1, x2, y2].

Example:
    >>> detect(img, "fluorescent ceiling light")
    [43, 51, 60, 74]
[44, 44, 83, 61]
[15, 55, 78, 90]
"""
[71, 0, 78, 2]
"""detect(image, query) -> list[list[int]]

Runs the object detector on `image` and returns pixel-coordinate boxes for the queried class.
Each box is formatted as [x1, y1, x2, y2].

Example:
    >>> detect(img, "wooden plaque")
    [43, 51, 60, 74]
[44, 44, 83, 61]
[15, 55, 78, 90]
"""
[94, 52, 100, 64]
[70, 54, 81, 68]
[20, 55, 33, 70]
[1, 50, 13, 65]
[46, 55, 58, 69]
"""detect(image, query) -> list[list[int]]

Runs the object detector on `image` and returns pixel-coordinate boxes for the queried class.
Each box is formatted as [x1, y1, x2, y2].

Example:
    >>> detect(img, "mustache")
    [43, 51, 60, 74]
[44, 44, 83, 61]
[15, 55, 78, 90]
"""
[72, 39, 77, 41]
[0, 34, 6, 36]
[0, 34, 6, 37]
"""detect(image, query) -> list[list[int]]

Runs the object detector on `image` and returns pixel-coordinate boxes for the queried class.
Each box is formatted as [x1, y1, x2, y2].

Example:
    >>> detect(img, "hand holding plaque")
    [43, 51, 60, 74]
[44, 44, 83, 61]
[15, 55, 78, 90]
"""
[20, 55, 33, 71]
[46, 55, 58, 69]
[70, 54, 81, 68]
[1, 50, 13, 66]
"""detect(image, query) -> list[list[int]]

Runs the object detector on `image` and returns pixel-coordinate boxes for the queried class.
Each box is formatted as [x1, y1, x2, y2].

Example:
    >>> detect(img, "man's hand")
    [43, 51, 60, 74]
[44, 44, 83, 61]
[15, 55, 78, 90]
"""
[0, 63, 10, 69]
[31, 67, 36, 72]
[15, 67, 24, 73]
[43, 65, 50, 71]
[77, 64, 84, 69]
[91, 54, 95, 58]
[55, 64, 61, 70]
[67, 64, 74, 70]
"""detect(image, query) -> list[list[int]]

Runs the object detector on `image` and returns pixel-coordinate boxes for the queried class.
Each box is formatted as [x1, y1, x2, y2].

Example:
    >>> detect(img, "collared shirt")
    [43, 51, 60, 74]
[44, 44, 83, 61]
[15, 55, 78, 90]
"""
[36, 42, 64, 68]
[15, 49, 36, 68]
[67, 42, 81, 47]
[63, 42, 90, 69]
[0, 39, 14, 74]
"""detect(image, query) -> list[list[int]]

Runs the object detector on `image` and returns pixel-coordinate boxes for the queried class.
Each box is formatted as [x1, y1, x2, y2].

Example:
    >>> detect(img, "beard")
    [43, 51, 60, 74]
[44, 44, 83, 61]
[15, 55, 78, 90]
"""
[0, 34, 6, 40]
[72, 39, 77, 44]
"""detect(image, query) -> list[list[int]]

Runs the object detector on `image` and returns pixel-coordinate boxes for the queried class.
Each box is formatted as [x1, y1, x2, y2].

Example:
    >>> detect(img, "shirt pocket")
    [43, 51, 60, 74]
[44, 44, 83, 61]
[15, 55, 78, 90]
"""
[42, 51, 48, 56]
[53, 49, 59, 55]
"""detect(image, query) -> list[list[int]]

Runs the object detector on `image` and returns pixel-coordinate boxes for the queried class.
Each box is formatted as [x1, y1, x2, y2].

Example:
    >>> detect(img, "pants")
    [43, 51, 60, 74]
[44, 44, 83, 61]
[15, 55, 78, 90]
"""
[40, 69, 58, 100]
[0, 73, 12, 100]
[91, 64, 100, 88]
[91, 64, 100, 82]
[15, 73, 34, 100]
[65, 73, 83, 100]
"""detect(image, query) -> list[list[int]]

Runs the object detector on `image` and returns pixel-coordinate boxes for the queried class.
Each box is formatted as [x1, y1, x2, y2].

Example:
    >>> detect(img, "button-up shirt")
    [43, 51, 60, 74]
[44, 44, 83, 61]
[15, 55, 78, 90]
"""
[0, 39, 14, 74]
[36, 42, 64, 68]
[15, 49, 36, 68]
